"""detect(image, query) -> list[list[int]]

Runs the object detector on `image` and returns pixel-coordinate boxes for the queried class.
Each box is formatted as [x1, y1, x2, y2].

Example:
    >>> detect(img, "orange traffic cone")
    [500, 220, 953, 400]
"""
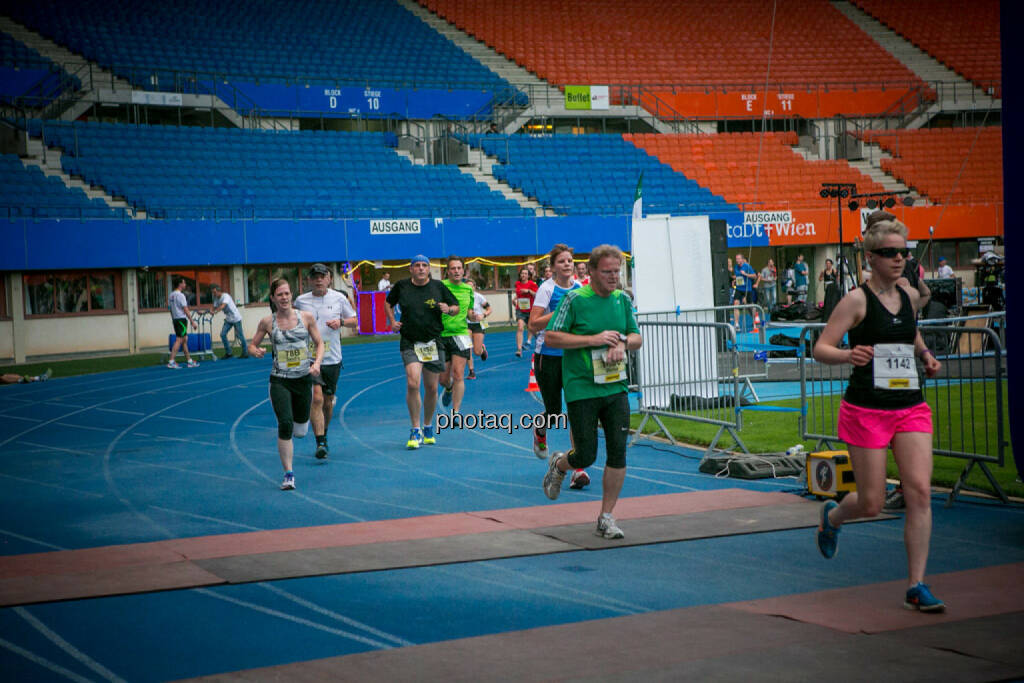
[753, 308, 762, 331]
[525, 357, 540, 392]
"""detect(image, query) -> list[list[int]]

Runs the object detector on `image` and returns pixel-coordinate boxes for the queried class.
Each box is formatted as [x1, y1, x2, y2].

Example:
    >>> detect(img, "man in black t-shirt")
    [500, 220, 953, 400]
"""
[386, 255, 460, 449]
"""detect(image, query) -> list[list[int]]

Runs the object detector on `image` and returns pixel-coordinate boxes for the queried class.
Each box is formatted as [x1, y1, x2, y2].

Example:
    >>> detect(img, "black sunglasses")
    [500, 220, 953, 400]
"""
[870, 247, 910, 259]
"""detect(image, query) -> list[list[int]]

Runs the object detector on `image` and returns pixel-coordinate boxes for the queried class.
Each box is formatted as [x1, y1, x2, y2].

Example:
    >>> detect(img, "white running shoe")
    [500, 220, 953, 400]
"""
[595, 513, 624, 539]
[186, 359, 200, 368]
[167, 360, 181, 369]
[542, 452, 566, 500]
[280, 473, 295, 490]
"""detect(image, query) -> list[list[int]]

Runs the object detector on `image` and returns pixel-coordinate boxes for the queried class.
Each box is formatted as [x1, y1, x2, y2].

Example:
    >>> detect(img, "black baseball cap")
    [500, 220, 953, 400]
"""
[309, 263, 331, 276]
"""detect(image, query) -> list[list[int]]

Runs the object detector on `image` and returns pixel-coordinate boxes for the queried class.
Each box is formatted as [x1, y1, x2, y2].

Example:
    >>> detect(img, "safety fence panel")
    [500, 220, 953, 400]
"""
[631, 317, 747, 456]
[799, 318, 1008, 504]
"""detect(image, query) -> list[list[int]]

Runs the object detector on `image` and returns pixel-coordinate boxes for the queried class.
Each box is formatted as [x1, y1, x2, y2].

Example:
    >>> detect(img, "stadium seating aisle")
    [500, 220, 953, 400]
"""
[420, 0, 923, 91]
[852, 0, 1000, 98]
[627, 131, 886, 209]
[0, 153, 126, 219]
[860, 127, 1003, 205]
[474, 134, 738, 216]
[0, 31, 81, 105]
[34, 121, 530, 220]
[5, 0, 512, 94]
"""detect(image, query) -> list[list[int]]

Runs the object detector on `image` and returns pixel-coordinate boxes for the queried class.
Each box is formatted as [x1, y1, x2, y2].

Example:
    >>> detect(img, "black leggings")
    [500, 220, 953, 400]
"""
[269, 375, 312, 440]
[533, 353, 565, 423]
[565, 392, 630, 469]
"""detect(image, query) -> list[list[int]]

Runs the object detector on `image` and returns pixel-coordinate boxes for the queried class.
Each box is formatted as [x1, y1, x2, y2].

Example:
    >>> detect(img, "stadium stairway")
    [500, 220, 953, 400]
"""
[459, 146, 550, 217]
[403, 0, 677, 134]
[832, 0, 999, 128]
[21, 136, 141, 218]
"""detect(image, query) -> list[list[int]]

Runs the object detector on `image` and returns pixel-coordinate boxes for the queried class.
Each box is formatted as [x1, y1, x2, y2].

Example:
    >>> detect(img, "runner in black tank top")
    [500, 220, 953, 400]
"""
[811, 219, 945, 612]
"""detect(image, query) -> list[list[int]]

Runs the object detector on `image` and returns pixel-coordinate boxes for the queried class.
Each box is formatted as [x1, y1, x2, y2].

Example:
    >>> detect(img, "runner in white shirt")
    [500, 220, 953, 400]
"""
[465, 280, 492, 380]
[294, 263, 358, 459]
[210, 284, 248, 359]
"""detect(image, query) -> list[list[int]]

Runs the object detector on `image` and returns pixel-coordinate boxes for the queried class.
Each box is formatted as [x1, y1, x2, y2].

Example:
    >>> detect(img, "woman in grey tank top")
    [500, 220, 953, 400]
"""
[248, 278, 324, 490]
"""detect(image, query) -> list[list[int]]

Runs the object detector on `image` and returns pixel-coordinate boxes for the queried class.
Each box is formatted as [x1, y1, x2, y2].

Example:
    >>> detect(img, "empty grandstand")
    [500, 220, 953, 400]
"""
[0, 0, 1003, 361]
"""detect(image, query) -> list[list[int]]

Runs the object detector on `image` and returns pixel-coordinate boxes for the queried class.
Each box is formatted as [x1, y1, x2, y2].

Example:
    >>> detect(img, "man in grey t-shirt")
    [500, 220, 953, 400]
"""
[211, 283, 248, 359]
[168, 277, 199, 369]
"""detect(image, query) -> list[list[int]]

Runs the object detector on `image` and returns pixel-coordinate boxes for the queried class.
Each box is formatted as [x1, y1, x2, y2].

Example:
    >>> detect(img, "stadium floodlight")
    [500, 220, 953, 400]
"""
[866, 199, 878, 209]
[884, 196, 897, 208]
[848, 200, 859, 210]
[902, 195, 915, 206]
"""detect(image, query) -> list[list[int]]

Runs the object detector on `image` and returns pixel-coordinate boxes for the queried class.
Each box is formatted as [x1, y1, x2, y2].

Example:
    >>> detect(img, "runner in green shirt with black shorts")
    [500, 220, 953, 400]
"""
[542, 244, 642, 539]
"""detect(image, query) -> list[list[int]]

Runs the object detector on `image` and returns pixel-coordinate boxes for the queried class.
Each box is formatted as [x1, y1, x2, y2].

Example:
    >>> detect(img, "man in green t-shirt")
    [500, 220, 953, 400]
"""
[542, 244, 642, 539]
[439, 255, 476, 414]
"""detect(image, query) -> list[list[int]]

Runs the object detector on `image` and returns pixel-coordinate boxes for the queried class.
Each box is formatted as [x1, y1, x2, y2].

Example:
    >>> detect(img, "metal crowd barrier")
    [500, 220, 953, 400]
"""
[799, 315, 1008, 505]
[637, 304, 769, 401]
[630, 315, 749, 458]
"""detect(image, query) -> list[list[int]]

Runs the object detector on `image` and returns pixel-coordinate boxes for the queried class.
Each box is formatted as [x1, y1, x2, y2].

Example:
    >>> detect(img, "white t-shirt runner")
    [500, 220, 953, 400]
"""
[214, 292, 242, 323]
[294, 288, 357, 366]
[168, 290, 188, 319]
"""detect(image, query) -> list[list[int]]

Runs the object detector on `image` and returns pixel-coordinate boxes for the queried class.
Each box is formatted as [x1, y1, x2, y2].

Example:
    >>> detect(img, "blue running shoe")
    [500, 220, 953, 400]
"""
[422, 425, 436, 445]
[905, 582, 945, 612]
[441, 383, 453, 408]
[406, 428, 423, 450]
[817, 500, 840, 559]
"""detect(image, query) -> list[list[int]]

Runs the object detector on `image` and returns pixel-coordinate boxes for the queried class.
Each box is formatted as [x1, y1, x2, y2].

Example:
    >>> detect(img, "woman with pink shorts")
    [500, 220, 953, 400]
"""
[812, 217, 944, 612]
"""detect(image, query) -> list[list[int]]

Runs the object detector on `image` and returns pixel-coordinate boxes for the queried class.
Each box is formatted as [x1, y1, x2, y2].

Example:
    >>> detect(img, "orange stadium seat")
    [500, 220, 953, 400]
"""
[851, 0, 1000, 98]
[861, 127, 1002, 205]
[628, 131, 888, 209]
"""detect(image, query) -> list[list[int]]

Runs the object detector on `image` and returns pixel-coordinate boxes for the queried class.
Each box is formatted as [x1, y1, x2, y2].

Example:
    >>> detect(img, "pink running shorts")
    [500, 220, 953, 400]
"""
[837, 400, 933, 450]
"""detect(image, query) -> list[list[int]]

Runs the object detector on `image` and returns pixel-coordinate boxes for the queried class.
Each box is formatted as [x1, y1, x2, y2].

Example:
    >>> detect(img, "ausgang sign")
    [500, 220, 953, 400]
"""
[370, 219, 421, 235]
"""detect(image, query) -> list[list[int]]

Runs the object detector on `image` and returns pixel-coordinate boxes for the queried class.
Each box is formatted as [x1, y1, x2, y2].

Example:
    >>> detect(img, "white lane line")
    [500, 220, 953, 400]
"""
[133, 433, 222, 448]
[158, 415, 226, 425]
[0, 636, 94, 683]
[479, 561, 653, 614]
[93, 407, 146, 417]
[194, 588, 396, 649]
[228, 400, 365, 522]
[258, 583, 415, 647]
[147, 505, 265, 532]
[17, 440, 100, 457]
[0, 472, 105, 499]
[314, 490, 447, 515]
[14, 607, 126, 683]
[55, 422, 118, 433]
[119, 458, 261, 486]
[1, 414, 43, 422]
[424, 564, 642, 617]
[0, 528, 68, 551]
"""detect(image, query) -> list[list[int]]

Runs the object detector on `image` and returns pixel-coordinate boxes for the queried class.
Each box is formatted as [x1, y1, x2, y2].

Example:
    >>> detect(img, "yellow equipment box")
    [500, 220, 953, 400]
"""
[806, 450, 856, 499]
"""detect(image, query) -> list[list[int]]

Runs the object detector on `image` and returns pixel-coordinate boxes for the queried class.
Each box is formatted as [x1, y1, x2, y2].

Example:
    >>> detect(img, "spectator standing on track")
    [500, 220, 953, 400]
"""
[528, 243, 589, 490]
[813, 218, 944, 612]
[542, 244, 642, 539]
[210, 283, 248, 360]
[167, 277, 199, 369]
[513, 267, 538, 357]
[466, 280, 491, 380]
[295, 263, 358, 460]
[438, 256, 475, 413]
[247, 278, 324, 491]
[794, 254, 809, 303]
[385, 255, 459, 449]
[936, 257, 954, 279]
[731, 253, 757, 328]
[759, 258, 778, 314]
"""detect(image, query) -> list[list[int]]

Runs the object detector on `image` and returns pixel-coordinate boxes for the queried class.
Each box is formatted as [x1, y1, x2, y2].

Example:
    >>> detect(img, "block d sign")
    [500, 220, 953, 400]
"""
[370, 219, 421, 235]
[565, 85, 609, 110]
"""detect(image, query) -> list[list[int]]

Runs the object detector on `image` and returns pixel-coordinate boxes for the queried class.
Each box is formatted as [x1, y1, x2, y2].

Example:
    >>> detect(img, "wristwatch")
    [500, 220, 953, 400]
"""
[617, 333, 628, 343]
